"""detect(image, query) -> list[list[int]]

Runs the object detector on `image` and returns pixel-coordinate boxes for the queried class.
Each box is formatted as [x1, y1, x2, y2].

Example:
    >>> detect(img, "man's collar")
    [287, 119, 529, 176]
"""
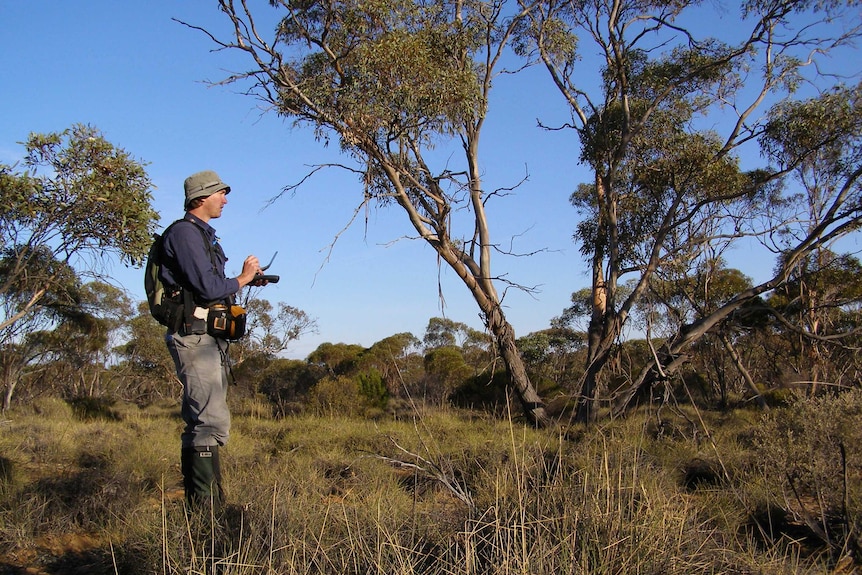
[183, 212, 214, 233]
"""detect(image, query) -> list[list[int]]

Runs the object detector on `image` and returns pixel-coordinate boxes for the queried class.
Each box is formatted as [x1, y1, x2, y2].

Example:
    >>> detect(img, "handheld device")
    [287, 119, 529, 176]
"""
[255, 252, 280, 284]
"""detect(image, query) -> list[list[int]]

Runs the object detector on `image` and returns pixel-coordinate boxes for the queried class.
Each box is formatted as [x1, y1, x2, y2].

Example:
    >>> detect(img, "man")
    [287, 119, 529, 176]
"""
[159, 170, 263, 509]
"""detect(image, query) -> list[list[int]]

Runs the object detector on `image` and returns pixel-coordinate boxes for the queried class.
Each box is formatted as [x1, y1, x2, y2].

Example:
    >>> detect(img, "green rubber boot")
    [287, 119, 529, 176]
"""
[181, 445, 224, 511]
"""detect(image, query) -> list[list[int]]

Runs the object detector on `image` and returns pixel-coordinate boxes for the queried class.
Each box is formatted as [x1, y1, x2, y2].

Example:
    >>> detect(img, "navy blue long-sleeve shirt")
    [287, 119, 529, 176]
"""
[159, 213, 240, 304]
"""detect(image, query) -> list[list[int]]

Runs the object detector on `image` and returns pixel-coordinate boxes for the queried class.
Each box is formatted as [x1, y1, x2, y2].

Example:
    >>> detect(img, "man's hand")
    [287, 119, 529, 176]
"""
[239, 255, 279, 287]
[238, 255, 261, 287]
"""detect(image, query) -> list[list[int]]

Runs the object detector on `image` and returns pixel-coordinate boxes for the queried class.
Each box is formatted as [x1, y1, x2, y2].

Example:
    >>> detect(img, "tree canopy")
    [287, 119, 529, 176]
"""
[0, 124, 158, 334]
[181, 0, 555, 425]
[514, 0, 862, 419]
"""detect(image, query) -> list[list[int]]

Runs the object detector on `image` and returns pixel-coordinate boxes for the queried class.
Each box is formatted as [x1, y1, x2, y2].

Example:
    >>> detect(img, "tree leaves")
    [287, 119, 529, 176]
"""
[0, 124, 158, 335]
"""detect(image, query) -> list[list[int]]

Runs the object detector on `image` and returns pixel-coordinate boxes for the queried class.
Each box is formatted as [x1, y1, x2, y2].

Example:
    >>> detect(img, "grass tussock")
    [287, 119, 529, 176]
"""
[1, 391, 860, 574]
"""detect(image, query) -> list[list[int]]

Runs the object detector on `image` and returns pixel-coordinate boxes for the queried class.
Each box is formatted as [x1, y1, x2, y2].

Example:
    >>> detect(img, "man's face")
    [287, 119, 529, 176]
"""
[200, 189, 229, 219]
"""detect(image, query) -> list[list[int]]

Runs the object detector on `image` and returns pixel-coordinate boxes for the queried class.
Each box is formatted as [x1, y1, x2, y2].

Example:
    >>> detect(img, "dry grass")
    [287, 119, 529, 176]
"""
[0, 393, 854, 574]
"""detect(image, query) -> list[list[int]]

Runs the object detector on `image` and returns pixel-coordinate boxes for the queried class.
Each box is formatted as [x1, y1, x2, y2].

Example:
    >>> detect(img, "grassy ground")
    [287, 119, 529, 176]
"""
[0, 394, 856, 574]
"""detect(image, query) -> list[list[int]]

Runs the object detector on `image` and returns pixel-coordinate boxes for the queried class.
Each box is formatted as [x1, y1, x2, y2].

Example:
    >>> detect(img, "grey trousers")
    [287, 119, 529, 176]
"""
[166, 331, 231, 448]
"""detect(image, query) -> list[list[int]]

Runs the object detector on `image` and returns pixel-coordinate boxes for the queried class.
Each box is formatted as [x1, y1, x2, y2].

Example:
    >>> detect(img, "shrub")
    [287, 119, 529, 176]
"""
[357, 369, 389, 410]
[307, 375, 363, 416]
[755, 388, 862, 558]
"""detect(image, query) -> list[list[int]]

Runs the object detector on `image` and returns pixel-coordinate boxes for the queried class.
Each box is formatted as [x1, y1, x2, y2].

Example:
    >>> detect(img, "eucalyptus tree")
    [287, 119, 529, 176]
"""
[423, 316, 491, 367]
[516, 326, 585, 395]
[113, 303, 180, 403]
[232, 298, 318, 363]
[355, 332, 422, 396]
[517, 0, 862, 419]
[638, 262, 769, 408]
[421, 317, 492, 402]
[186, 0, 551, 424]
[423, 317, 473, 350]
[0, 124, 158, 334]
[766, 251, 862, 394]
[0, 276, 131, 408]
[613, 83, 862, 416]
[0, 252, 81, 409]
[30, 282, 132, 400]
[423, 346, 475, 404]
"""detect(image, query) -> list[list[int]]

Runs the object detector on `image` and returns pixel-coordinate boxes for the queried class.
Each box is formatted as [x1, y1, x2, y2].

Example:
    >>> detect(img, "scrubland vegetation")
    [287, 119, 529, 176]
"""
[1, 387, 860, 574]
[2, 2, 861, 573]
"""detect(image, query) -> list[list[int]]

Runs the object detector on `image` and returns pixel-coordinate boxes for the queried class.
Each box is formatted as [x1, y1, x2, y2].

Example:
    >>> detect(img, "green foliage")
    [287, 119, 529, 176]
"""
[275, 0, 483, 143]
[255, 358, 326, 416]
[357, 368, 389, 409]
[0, 279, 138, 409]
[769, 251, 862, 321]
[111, 302, 178, 404]
[755, 388, 862, 555]
[307, 342, 365, 375]
[0, 124, 157, 379]
[760, 251, 862, 389]
[513, 0, 862, 422]
[1, 124, 157, 267]
[450, 368, 510, 413]
[116, 302, 174, 373]
[0, 246, 80, 313]
[423, 346, 474, 404]
[308, 370, 390, 416]
[640, 261, 754, 333]
[308, 374, 363, 416]
[423, 317, 462, 349]
[761, 83, 862, 173]
[517, 328, 585, 400]
[517, 327, 584, 364]
[358, 332, 422, 399]
[207, 0, 553, 425]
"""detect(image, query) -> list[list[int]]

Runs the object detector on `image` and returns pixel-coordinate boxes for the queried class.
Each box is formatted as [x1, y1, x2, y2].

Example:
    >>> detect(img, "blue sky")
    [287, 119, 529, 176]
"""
[1, 2, 858, 359]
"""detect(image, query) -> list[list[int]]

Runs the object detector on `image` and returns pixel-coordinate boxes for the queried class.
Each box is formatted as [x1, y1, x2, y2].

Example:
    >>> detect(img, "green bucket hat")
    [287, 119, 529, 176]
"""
[183, 170, 231, 209]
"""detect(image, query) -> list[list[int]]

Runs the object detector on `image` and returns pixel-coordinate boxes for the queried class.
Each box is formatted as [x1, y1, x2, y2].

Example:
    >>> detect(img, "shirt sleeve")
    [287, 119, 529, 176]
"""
[163, 222, 241, 303]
